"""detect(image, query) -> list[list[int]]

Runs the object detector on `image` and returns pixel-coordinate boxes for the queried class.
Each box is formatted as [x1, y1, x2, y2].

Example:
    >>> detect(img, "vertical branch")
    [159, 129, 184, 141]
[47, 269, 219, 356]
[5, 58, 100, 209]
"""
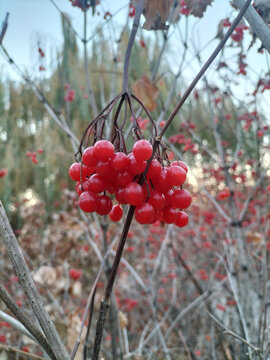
[122, 0, 145, 92]
[83, 10, 98, 117]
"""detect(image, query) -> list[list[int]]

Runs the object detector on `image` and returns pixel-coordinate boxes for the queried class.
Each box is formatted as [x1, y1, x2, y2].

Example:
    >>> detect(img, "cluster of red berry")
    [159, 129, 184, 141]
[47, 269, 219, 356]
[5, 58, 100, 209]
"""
[69, 139, 191, 226]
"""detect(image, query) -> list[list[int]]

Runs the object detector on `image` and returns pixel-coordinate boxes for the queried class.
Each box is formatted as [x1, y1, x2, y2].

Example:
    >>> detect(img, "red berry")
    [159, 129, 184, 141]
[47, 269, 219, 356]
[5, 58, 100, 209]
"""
[111, 152, 130, 171]
[69, 268, 82, 280]
[135, 202, 155, 224]
[132, 140, 153, 162]
[171, 160, 188, 173]
[109, 204, 123, 221]
[155, 169, 171, 193]
[172, 189, 192, 209]
[116, 170, 133, 187]
[128, 154, 147, 175]
[88, 174, 107, 193]
[148, 191, 166, 210]
[82, 146, 98, 167]
[175, 211, 188, 227]
[115, 188, 127, 204]
[69, 163, 81, 181]
[97, 195, 113, 215]
[162, 206, 177, 224]
[167, 165, 187, 186]
[125, 182, 144, 206]
[148, 159, 162, 180]
[79, 191, 97, 212]
[94, 140, 114, 161]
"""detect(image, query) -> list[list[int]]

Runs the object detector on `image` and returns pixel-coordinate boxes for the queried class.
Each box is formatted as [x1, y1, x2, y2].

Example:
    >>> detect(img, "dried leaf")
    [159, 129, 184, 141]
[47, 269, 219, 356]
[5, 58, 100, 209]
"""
[33, 265, 56, 286]
[132, 0, 174, 30]
[246, 231, 262, 243]
[118, 311, 128, 328]
[186, 0, 213, 18]
[132, 75, 159, 111]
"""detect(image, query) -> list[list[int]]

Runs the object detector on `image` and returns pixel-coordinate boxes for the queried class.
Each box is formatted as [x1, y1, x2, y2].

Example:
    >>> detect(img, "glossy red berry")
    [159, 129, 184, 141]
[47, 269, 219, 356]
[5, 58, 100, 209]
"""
[128, 154, 147, 175]
[175, 211, 188, 227]
[167, 165, 187, 186]
[94, 140, 114, 161]
[115, 188, 127, 204]
[82, 146, 97, 167]
[132, 140, 153, 162]
[135, 202, 155, 224]
[162, 206, 177, 224]
[171, 160, 188, 173]
[79, 191, 97, 212]
[69, 163, 81, 181]
[148, 191, 166, 210]
[96, 195, 113, 215]
[125, 182, 144, 206]
[111, 152, 130, 171]
[172, 189, 192, 209]
[88, 174, 107, 193]
[109, 204, 123, 222]
[148, 159, 162, 180]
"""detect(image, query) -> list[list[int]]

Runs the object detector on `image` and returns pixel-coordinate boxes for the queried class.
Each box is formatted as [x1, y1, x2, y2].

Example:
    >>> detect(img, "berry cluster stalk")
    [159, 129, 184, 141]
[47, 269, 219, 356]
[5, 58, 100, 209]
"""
[91, 1, 252, 359]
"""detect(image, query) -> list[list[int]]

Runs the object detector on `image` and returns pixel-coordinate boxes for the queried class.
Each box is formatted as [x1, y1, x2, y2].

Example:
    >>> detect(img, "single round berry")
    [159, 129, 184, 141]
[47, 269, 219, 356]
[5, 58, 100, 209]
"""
[116, 170, 133, 187]
[135, 202, 155, 224]
[125, 182, 144, 206]
[111, 152, 130, 171]
[162, 206, 177, 224]
[175, 211, 188, 227]
[115, 188, 127, 204]
[148, 158, 162, 180]
[128, 154, 147, 175]
[109, 204, 123, 222]
[79, 191, 97, 213]
[88, 174, 106, 193]
[82, 146, 97, 167]
[132, 140, 153, 162]
[171, 160, 188, 173]
[167, 165, 187, 186]
[96, 195, 113, 215]
[172, 189, 192, 209]
[148, 191, 166, 210]
[94, 140, 114, 161]
[154, 169, 171, 193]
[69, 163, 81, 181]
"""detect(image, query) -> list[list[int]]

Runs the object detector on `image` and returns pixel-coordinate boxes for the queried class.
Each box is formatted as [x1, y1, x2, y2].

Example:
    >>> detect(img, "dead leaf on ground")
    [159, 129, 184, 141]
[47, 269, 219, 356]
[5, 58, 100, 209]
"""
[132, 75, 159, 111]
[186, 0, 213, 18]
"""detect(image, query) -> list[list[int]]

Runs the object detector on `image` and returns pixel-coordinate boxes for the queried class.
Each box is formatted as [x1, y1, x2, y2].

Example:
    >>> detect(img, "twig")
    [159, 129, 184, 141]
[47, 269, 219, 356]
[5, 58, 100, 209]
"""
[0, 344, 45, 360]
[201, 187, 231, 223]
[0, 201, 70, 360]
[0, 309, 36, 341]
[207, 310, 263, 358]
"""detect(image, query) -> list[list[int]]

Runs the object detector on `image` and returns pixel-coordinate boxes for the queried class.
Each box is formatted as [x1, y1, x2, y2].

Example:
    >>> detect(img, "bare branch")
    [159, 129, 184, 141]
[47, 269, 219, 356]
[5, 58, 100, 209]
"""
[0, 201, 70, 360]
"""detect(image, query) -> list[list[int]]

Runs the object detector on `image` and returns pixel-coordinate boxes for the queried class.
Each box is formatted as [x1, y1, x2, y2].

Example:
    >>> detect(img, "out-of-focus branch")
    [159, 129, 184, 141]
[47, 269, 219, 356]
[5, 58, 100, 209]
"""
[0, 13, 9, 45]
[232, 0, 270, 54]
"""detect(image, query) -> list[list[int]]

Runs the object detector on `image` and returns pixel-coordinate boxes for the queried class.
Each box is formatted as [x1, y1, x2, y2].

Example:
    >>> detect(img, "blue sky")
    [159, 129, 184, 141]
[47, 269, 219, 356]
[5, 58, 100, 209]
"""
[0, 0, 269, 115]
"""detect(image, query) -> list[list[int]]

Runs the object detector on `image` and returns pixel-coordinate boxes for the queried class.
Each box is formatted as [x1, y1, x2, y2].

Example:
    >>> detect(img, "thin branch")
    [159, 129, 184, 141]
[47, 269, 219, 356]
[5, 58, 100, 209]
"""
[0, 201, 70, 360]
[207, 310, 263, 357]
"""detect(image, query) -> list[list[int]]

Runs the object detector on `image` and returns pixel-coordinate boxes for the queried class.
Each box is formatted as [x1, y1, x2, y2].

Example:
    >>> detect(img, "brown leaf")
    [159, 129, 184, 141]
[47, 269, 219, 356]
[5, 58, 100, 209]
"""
[246, 231, 262, 243]
[118, 311, 128, 328]
[186, 0, 213, 18]
[132, 0, 174, 30]
[132, 75, 159, 111]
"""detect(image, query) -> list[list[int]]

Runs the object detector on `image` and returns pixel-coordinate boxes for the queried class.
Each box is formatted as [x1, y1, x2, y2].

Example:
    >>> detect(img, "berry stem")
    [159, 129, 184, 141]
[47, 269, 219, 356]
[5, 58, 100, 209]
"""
[122, 0, 144, 93]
